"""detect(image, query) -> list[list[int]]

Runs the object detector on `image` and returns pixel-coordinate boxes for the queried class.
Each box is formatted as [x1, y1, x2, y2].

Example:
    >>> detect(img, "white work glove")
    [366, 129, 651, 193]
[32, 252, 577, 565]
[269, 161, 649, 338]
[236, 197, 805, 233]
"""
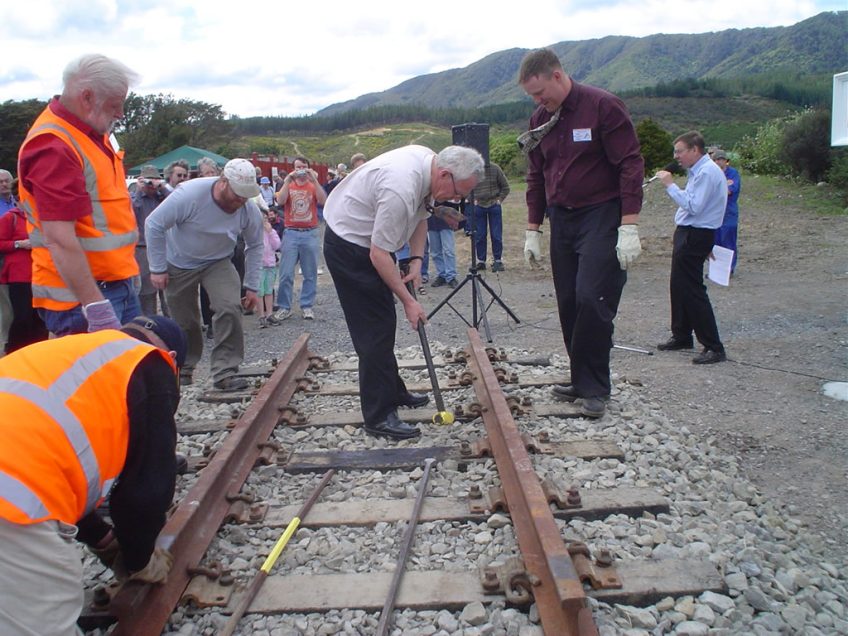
[615, 224, 641, 270]
[82, 299, 122, 332]
[524, 230, 542, 267]
[114, 547, 174, 584]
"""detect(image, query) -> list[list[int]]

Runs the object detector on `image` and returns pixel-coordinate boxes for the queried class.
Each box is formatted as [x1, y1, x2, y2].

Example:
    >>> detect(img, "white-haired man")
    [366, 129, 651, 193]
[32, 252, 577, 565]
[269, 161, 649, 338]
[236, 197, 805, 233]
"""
[18, 53, 142, 336]
[145, 158, 263, 391]
[0, 169, 15, 218]
[323, 145, 484, 440]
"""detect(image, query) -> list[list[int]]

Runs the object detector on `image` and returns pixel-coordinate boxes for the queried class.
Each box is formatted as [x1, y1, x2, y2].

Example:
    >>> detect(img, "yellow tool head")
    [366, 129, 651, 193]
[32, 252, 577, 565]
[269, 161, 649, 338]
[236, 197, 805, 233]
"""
[432, 411, 455, 426]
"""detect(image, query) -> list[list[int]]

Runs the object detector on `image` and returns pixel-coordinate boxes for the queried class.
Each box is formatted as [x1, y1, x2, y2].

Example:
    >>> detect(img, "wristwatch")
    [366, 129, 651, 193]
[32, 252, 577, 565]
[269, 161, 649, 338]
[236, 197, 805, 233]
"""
[13, 240, 19, 249]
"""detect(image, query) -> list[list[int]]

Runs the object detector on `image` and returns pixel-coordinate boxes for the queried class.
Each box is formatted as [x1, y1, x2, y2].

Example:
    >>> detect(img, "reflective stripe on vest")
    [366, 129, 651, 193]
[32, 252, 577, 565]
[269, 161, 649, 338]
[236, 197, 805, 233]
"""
[18, 105, 140, 310]
[0, 337, 141, 520]
[22, 122, 138, 253]
[0, 472, 50, 521]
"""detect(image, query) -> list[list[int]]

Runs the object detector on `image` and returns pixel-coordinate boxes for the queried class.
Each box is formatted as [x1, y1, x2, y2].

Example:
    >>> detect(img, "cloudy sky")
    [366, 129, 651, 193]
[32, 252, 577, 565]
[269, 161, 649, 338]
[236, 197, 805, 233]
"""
[4, 0, 843, 118]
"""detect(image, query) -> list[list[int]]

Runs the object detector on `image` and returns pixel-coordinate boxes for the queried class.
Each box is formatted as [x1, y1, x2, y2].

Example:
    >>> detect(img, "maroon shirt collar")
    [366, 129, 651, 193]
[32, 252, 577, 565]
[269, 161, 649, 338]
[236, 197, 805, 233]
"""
[561, 80, 582, 113]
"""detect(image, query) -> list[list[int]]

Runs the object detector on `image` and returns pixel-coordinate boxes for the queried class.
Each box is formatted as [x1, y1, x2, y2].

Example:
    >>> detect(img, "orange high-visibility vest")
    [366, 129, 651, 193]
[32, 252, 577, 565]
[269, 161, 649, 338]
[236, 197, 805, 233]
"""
[17, 105, 139, 311]
[0, 331, 175, 525]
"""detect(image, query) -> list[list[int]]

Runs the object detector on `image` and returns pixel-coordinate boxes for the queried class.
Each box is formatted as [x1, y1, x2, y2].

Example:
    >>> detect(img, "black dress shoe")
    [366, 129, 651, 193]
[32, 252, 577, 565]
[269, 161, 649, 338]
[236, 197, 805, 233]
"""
[364, 411, 421, 440]
[692, 348, 726, 365]
[551, 384, 579, 402]
[398, 392, 429, 408]
[657, 337, 694, 351]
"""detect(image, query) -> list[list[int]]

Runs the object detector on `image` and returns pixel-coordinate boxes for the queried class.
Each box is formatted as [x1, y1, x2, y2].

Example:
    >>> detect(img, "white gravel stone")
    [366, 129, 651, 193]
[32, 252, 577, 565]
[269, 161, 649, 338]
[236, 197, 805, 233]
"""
[780, 604, 808, 631]
[673, 621, 709, 636]
[699, 591, 736, 614]
[436, 609, 459, 631]
[744, 587, 774, 612]
[474, 531, 493, 545]
[674, 597, 696, 618]
[486, 513, 511, 529]
[724, 572, 748, 591]
[618, 605, 657, 629]
[460, 601, 488, 626]
[692, 603, 715, 625]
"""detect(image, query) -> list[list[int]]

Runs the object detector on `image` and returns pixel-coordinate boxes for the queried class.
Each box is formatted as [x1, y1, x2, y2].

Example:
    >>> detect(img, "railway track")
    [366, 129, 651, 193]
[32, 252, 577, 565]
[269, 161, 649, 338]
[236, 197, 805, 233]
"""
[80, 330, 725, 635]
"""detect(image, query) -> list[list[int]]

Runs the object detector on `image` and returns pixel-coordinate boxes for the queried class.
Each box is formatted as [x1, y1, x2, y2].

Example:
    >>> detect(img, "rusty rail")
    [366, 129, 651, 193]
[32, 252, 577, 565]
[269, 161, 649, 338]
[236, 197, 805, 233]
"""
[109, 334, 313, 635]
[465, 328, 598, 636]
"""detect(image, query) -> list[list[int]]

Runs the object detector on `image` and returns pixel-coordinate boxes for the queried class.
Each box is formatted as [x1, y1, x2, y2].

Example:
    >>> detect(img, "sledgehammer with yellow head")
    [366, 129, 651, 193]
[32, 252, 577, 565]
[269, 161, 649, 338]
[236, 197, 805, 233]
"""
[403, 275, 454, 425]
[415, 314, 454, 425]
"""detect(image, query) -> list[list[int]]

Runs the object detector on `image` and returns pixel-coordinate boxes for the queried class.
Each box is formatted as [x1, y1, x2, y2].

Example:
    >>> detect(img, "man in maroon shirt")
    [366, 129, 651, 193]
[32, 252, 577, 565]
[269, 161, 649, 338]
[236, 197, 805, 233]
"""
[518, 48, 644, 418]
[18, 53, 141, 337]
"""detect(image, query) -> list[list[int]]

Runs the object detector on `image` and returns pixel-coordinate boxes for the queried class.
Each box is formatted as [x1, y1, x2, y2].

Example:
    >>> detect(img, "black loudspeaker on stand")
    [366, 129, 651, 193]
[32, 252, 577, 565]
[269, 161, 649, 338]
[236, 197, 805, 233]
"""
[426, 123, 520, 342]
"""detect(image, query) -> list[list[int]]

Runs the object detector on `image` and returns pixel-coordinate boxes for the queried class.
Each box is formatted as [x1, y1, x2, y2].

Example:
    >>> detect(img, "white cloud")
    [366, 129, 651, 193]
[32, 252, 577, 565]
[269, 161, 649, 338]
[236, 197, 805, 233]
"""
[2, 0, 841, 117]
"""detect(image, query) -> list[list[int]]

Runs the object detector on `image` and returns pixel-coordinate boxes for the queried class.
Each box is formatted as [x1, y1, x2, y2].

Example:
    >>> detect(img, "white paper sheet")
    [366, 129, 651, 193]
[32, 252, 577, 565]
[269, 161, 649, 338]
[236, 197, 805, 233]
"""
[707, 245, 734, 286]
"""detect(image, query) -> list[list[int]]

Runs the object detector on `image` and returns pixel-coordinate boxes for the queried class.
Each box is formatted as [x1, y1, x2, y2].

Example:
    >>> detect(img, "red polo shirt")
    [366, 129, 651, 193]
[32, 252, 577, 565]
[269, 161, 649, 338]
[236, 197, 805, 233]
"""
[18, 98, 117, 222]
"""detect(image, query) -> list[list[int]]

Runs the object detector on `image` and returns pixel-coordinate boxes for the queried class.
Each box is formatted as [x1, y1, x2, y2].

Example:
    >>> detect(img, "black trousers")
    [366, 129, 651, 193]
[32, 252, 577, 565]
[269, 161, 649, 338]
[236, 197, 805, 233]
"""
[669, 226, 724, 352]
[549, 200, 625, 398]
[5, 282, 48, 354]
[324, 227, 409, 426]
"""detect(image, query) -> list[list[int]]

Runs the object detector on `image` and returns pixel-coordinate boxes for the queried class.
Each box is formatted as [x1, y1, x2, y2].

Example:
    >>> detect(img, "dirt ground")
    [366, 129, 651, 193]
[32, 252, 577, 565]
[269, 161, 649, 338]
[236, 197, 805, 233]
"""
[410, 174, 847, 562]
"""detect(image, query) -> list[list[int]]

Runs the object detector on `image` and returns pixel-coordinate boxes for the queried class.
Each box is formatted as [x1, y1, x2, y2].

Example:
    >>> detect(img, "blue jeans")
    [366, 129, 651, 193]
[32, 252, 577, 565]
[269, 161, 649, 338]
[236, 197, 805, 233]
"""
[422, 236, 430, 279]
[428, 229, 456, 282]
[38, 278, 141, 336]
[473, 203, 503, 262]
[276, 227, 319, 310]
[395, 240, 430, 279]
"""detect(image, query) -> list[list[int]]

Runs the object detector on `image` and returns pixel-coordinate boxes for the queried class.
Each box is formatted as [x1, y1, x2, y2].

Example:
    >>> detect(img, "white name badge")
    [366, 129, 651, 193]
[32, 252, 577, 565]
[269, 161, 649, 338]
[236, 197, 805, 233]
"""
[109, 133, 121, 153]
[572, 128, 592, 142]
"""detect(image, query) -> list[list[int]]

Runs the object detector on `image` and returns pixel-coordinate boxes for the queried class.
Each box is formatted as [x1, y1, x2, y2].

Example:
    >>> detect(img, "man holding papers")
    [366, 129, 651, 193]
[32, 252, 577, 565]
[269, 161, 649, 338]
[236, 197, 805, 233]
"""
[655, 131, 727, 365]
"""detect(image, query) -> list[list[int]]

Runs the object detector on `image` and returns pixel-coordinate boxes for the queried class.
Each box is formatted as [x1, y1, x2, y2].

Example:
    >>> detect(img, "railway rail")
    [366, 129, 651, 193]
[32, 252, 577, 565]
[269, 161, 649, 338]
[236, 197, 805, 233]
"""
[80, 330, 724, 635]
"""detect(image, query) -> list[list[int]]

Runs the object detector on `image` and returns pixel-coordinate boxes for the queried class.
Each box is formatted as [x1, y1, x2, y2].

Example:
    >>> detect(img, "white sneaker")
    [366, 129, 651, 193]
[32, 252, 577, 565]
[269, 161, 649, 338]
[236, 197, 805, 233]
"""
[273, 308, 292, 321]
[302, 308, 314, 320]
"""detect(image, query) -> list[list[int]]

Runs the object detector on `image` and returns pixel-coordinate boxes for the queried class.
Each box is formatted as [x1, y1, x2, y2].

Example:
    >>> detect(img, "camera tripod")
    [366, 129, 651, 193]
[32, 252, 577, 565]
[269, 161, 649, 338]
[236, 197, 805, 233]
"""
[427, 196, 519, 342]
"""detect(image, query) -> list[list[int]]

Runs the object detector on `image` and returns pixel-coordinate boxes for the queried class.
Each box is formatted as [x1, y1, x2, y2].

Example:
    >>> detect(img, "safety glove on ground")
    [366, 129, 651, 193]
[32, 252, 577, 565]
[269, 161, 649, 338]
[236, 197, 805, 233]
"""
[524, 229, 542, 267]
[615, 224, 642, 270]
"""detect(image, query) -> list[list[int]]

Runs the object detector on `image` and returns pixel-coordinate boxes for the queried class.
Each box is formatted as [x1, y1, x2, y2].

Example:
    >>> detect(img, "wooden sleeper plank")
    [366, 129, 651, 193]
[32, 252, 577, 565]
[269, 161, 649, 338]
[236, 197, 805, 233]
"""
[255, 487, 669, 527]
[244, 559, 724, 613]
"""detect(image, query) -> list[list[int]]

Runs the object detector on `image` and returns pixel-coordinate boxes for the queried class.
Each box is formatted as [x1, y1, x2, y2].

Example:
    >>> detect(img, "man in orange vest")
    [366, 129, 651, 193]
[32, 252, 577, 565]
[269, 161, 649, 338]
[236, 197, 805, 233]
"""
[17, 53, 142, 337]
[0, 316, 187, 635]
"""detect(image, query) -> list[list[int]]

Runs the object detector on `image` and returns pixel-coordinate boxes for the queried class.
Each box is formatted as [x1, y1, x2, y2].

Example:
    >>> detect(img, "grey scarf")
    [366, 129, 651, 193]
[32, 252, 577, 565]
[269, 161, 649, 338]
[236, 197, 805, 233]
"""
[516, 107, 561, 156]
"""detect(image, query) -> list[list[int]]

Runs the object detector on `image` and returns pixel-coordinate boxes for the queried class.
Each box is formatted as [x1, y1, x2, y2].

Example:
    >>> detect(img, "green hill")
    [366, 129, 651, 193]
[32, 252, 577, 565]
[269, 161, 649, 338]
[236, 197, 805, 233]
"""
[318, 11, 847, 115]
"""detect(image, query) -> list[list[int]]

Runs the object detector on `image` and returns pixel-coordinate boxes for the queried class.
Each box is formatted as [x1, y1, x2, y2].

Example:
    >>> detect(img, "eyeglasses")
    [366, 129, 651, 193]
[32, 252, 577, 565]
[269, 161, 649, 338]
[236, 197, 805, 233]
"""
[672, 146, 691, 156]
[448, 173, 469, 200]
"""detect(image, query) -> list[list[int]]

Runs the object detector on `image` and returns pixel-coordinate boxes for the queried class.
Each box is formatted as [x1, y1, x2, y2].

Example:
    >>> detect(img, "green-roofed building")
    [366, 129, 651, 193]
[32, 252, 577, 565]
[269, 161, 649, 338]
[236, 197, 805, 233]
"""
[126, 145, 230, 176]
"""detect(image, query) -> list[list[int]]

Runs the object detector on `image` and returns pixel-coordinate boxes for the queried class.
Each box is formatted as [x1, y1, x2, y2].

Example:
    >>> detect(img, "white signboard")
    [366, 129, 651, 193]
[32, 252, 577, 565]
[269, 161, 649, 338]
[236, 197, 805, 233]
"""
[833, 71, 848, 147]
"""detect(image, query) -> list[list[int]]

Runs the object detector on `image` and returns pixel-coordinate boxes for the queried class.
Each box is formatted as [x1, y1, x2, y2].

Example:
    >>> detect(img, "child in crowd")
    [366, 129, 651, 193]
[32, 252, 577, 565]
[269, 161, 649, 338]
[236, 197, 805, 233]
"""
[259, 210, 282, 327]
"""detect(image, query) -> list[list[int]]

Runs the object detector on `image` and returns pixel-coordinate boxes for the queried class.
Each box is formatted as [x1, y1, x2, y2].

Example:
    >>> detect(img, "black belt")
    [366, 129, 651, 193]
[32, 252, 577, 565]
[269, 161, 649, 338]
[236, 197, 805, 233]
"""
[285, 226, 318, 232]
[96, 279, 130, 289]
